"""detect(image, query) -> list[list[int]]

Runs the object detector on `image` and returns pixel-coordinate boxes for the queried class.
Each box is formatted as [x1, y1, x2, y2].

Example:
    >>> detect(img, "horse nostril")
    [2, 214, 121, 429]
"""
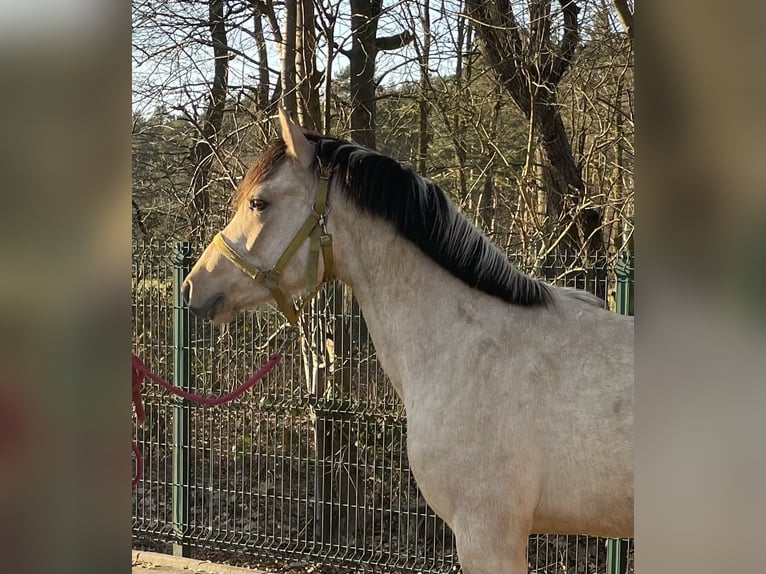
[182, 280, 192, 307]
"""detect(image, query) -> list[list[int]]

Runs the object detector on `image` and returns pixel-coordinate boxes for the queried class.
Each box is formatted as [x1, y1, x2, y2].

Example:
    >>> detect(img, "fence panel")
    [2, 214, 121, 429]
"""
[132, 242, 633, 573]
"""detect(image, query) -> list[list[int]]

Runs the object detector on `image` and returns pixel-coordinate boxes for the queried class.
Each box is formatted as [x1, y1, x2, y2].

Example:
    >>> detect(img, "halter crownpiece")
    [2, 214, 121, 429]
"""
[212, 167, 334, 325]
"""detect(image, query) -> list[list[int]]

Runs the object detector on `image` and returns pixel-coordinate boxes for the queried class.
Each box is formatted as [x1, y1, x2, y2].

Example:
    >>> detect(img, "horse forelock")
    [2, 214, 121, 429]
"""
[231, 139, 288, 211]
[311, 136, 553, 308]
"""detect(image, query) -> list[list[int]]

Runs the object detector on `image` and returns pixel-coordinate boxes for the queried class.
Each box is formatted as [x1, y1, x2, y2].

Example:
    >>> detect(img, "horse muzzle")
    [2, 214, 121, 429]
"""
[183, 279, 224, 320]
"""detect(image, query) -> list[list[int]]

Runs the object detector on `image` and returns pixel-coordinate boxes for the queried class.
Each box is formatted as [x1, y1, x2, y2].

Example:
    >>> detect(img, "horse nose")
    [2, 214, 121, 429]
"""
[181, 280, 192, 307]
[183, 279, 224, 319]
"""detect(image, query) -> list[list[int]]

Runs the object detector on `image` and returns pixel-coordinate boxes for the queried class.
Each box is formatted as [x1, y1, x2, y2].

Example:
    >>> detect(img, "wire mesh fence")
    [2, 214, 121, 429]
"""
[132, 240, 634, 573]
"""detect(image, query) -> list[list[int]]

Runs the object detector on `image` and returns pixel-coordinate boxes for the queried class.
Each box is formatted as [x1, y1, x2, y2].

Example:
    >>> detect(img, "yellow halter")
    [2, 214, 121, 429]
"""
[212, 167, 334, 325]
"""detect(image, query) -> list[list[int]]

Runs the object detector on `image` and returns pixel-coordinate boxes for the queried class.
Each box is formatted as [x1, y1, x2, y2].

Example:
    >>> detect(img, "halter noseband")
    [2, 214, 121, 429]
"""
[212, 164, 334, 325]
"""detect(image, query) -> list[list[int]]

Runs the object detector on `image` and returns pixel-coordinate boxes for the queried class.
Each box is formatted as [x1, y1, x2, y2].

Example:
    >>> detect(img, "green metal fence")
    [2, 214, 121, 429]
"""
[132, 241, 634, 573]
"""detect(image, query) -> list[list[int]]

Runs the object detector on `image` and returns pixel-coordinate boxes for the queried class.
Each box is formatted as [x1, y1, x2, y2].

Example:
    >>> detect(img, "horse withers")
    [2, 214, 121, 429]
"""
[183, 108, 634, 574]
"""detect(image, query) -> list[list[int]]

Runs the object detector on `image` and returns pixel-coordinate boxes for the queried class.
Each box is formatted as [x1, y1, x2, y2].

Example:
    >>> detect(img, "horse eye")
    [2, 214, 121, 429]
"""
[249, 198, 269, 212]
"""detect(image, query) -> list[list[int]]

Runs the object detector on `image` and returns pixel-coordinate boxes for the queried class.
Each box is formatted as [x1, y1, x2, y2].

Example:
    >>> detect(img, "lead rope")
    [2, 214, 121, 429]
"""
[134, 164, 335, 486]
[131, 329, 295, 487]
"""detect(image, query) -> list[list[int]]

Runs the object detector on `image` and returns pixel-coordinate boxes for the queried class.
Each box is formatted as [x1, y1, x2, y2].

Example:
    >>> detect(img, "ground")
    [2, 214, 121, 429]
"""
[132, 551, 359, 574]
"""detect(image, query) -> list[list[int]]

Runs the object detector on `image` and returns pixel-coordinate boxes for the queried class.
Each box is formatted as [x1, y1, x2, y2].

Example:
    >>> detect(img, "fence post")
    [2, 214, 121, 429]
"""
[607, 250, 633, 574]
[615, 251, 634, 316]
[172, 242, 192, 557]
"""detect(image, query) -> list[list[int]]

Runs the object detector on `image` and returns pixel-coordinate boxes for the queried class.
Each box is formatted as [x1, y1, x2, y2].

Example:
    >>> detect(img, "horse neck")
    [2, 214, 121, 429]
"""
[328, 200, 478, 401]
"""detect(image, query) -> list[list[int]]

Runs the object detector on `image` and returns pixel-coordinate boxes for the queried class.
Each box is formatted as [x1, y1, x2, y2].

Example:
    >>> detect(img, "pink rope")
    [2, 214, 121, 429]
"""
[131, 352, 283, 487]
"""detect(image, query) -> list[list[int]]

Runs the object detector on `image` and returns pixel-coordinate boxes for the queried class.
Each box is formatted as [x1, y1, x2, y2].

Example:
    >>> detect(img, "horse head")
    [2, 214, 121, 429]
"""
[183, 107, 331, 324]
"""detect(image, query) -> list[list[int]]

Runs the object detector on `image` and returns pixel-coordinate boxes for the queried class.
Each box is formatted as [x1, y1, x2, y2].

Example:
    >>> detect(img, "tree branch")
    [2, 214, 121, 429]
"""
[333, 40, 351, 59]
[375, 30, 413, 52]
[257, 0, 282, 44]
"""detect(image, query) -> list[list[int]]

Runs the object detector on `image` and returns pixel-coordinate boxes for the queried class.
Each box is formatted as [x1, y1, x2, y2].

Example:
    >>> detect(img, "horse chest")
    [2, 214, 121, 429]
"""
[403, 388, 494, 525]
[405, 420, 460, 524]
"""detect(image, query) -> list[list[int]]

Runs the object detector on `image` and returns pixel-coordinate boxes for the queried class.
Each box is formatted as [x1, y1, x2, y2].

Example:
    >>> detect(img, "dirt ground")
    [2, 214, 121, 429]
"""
[134, 566, 192, 574]
[132, 550, 357, 574]
[133, 551, 273, 574]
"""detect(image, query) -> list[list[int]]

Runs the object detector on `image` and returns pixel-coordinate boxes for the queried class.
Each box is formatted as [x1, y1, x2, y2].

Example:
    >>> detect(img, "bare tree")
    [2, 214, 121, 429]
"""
[133, 0, 632, 273]
[187, 0, 232, 240]
[465, 0, 604, 258]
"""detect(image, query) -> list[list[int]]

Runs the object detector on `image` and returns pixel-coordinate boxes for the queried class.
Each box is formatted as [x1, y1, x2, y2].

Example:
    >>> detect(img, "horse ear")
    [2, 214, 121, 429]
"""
[278, 105, 313, 169]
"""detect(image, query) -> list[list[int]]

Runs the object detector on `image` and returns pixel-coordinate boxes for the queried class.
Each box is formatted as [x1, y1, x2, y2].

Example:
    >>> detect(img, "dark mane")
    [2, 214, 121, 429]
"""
[311, 135, 552, 307]
[236, 134, 552, 307]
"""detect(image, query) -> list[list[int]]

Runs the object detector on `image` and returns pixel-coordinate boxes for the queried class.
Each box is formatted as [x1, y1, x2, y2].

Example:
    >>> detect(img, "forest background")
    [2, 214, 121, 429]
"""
[132, 0, 634, 295]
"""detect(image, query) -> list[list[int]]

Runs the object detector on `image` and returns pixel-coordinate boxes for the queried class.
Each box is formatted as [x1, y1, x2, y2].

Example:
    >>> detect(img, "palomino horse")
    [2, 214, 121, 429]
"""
[183, 108, 634, 574]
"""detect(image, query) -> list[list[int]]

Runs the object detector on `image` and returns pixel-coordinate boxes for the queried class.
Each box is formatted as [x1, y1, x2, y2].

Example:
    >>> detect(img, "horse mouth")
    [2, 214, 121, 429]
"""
[205, 295, 229, 322]
[189, 293, 225, 322]
[209, 299, 242, 325]
[210, 309, 236, 325]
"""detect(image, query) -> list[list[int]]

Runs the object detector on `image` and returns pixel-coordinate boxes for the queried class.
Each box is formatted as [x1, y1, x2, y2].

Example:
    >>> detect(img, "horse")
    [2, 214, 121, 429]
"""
[182, 108, 634, 574]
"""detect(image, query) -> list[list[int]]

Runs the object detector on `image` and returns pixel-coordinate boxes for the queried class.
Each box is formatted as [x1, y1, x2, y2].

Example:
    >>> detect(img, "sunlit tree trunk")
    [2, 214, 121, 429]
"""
[188, 0, 230, 240]
[251, 1, 270, 111]
[281, 0, 298, 115]
[296, 0, 322, 130]
[415, 0, 431, 173]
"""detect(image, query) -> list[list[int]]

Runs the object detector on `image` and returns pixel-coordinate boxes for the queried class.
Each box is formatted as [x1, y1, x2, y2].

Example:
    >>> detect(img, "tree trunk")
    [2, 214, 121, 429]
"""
[348, 0, 412, 149]
[188, 0, 230, 239]
[349, 0, 382, 148]
[535, 102, 586, 241]
[322, 12, 336, 133]
[251, 2, 269, 111]
[416, 0, 431, 173]
[281, 0, 298, 115]
[465, 0, 607, 296]
[612, 0, 634, 41]
[296, 0, 322, 130]
[466, 0, 605, 257]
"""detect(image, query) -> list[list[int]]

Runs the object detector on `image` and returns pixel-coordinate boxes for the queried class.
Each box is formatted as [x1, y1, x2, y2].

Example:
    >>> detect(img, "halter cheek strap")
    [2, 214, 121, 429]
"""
[212, 168, 334, 326]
